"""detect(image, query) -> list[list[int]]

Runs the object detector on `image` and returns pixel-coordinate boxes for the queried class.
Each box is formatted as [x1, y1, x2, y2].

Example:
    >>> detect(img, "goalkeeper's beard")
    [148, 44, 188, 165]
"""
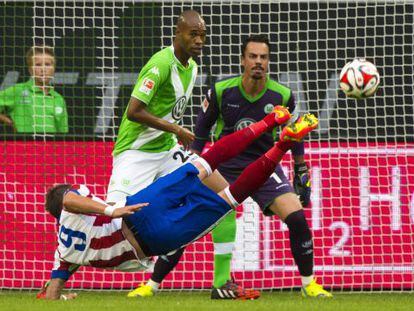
[250, 69, 266, 80]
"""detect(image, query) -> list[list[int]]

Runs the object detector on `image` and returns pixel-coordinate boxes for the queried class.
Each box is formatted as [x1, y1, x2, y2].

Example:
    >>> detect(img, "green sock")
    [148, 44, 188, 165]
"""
[213, 253, 232, 288]
[212, 211, 237, 288]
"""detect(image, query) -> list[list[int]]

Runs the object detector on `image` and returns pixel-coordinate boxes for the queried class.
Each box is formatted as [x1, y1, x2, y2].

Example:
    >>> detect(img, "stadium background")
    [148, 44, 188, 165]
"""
[0, 1, 413, 291]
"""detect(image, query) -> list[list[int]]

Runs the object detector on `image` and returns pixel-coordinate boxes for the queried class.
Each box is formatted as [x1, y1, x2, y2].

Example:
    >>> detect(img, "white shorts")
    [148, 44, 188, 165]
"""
[106, 144, 199, 203]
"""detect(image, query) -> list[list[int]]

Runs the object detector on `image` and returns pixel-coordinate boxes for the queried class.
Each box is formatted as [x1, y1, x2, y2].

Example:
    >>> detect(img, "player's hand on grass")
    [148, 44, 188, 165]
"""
[37, 293, 78, 300]
[175, 126, 195, 150]
[293, 162, 311, 207]
[36, 280, 77, 300]
[59, 293, 78, 300]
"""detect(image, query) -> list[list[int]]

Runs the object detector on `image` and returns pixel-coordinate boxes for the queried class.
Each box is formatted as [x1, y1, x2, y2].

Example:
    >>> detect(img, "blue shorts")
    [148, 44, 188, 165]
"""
[124, 163, 232, 256]
[219, 164, 294, 216]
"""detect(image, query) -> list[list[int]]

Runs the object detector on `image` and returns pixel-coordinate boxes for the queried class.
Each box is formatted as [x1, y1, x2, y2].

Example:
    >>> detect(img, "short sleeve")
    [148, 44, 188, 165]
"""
[131, 60, 169, 105]
[50, 249, 80, 280]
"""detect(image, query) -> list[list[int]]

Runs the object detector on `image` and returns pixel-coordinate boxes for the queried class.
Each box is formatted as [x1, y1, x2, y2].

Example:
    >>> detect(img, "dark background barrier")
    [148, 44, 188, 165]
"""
[0, 2, 413, 141]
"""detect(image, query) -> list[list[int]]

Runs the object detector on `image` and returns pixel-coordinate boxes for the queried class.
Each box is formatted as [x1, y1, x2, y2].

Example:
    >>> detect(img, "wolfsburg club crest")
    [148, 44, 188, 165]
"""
[235, 118, 256, 131]
[172, 96, 188, 120]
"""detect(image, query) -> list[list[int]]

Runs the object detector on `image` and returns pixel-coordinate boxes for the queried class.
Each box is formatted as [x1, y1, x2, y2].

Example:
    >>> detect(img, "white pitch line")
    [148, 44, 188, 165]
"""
[307, 148, 414, 155]
[265, 265, 414, 272]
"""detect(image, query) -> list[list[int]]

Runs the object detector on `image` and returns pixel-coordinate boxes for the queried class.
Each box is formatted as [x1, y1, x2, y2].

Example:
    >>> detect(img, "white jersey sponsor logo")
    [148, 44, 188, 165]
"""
[139, 78, 155, 95]
[150, 66, 159, 76]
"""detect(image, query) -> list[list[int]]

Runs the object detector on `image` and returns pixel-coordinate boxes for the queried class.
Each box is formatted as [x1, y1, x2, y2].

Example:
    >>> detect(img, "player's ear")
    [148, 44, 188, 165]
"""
[28, 65, 34, 77]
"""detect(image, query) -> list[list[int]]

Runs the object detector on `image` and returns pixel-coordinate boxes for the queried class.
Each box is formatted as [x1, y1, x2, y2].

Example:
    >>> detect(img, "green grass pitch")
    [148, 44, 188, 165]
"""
[1, 291, 414, 311]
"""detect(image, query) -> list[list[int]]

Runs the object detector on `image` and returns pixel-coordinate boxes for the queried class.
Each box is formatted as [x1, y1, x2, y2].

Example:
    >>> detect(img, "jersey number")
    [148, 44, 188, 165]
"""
[173, 149, 193, 163]
[59, 225, 87, 251]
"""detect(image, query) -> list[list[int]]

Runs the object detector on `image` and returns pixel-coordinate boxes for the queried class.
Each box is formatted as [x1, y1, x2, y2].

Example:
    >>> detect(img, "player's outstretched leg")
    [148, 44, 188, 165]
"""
[199, 105, 291, 175]
[224, 113, 319, 207]
[280, 113, 319, 142]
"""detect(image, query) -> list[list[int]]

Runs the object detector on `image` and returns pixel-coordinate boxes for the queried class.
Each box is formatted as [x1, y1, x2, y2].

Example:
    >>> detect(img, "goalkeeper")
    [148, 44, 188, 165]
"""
[38, 107, 317, 300]
[135, 35, 332, 298]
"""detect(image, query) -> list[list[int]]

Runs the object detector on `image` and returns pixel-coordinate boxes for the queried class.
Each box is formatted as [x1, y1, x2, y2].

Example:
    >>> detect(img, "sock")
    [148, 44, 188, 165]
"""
[301, 275, 314, 287]
[212, 211, 236, 288]
[150, 247, 185, 285]
[228, 140, 294, 204]
[147, 279, 160, 291]
[202, 113, 279, 172]
[284, 210, 314, 277]
[213, 254, 232, 288]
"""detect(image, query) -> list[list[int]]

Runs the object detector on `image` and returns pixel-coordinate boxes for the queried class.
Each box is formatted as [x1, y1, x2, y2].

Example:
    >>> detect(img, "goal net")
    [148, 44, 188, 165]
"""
[0, 0, 413, 292]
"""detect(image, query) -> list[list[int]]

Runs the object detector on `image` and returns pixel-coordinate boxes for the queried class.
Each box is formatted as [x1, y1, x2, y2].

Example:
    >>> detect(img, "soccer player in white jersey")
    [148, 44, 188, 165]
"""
[106, 10, 233, 297]
[37, 107, 320, 300]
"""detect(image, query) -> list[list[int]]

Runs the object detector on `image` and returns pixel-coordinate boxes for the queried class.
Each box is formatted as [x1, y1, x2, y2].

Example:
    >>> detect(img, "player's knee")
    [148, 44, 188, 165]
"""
[268, 192, 302, 220]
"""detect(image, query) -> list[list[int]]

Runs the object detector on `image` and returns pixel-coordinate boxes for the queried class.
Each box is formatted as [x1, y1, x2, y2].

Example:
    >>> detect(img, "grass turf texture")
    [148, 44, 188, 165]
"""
[1, 291, 414, 311]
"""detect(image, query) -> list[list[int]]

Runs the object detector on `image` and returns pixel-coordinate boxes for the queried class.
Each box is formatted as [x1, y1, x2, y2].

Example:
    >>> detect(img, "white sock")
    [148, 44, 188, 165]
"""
[147, 279, 160, 291]
[301, 275, 314, 287]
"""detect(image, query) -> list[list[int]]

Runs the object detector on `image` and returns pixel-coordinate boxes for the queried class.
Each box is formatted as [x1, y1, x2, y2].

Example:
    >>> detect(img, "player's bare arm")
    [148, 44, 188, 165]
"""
[127, 97, 195, 149]
[36, 278, 77, 300]
[45, 279, 77, 300]
[63, 191, 148, 217]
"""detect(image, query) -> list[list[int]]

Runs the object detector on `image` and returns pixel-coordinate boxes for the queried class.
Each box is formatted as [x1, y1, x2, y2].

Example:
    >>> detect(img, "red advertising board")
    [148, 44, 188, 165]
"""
[1, 141, 413, 290]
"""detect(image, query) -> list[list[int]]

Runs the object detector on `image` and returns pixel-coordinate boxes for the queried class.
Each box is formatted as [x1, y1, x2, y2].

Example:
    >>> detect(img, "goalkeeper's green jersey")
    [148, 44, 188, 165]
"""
[113, 45, 198, 155]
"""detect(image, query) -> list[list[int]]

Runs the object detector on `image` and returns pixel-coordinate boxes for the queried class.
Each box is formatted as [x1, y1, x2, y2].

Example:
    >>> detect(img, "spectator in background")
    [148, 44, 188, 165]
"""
[0, 45, 68, 134]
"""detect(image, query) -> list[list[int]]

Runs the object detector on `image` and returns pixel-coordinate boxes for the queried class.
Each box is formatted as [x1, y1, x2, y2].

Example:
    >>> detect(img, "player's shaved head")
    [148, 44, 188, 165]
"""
[173, 10, 206, 61]
[176, 10, 205, 31]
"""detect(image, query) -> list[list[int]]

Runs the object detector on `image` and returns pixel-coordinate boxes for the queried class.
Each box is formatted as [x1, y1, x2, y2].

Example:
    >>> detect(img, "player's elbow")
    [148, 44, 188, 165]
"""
[126, 109, 149, 125]
[126, 108, 140, 122]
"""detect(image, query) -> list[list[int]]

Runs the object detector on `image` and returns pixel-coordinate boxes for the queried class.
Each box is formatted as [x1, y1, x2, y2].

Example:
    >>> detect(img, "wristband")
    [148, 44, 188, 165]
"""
[60, 294, 68, 300]
[104, 205, 117, 216]
[104, 199, 127, 216]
